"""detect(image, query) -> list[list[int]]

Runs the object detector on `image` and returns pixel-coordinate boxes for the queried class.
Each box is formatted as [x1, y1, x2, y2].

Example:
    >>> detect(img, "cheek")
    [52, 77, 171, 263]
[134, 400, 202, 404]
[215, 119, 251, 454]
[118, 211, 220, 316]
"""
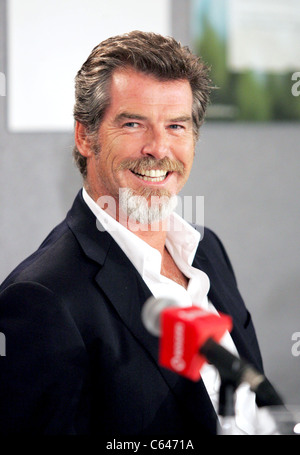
[179, 140, 195, 169]
[110, 135, 143, 167]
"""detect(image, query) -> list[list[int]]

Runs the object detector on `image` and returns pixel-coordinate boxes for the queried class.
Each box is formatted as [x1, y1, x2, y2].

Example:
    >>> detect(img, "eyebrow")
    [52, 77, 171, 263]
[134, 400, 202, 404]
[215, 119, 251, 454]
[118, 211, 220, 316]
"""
[115, 112, 192, 124]
[114, 112, 148, 123]
[168, 115, 192, 123]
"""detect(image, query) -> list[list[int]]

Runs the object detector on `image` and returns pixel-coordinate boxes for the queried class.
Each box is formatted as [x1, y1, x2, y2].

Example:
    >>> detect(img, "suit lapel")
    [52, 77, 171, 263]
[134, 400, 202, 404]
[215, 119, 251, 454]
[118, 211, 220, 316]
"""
[94, 237, 160, 363]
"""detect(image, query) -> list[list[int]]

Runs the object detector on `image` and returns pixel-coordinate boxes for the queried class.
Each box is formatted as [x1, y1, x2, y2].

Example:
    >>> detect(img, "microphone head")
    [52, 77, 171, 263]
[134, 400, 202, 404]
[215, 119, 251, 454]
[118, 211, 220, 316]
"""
[141, 296, 180, 337]
[142, 297, 233, 382]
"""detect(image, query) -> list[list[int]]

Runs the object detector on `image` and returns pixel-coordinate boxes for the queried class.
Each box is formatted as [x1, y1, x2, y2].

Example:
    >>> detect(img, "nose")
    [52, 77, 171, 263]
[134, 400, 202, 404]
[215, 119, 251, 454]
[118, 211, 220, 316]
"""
[141, 127, 171, 160]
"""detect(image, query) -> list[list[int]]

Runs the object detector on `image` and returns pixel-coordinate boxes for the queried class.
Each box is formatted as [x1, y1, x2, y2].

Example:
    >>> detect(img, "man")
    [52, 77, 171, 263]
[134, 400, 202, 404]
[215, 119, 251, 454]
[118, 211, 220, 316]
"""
[0, 31, 263, 435]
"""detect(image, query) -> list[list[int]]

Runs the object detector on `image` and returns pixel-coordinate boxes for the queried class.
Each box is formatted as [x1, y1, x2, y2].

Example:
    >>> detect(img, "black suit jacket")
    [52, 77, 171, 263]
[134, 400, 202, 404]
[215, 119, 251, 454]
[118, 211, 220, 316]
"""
[0, 191, 263, 435]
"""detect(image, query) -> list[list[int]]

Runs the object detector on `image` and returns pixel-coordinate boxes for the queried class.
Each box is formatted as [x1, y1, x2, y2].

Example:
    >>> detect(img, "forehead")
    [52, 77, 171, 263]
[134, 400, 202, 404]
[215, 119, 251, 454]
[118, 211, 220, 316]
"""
[107, 68, 193, 114]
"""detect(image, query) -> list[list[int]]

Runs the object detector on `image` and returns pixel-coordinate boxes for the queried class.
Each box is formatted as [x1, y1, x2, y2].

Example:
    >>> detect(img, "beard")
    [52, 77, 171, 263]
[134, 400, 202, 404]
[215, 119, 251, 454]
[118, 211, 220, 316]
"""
[119, 187, 178, 225]
[116, 156, 184, 225]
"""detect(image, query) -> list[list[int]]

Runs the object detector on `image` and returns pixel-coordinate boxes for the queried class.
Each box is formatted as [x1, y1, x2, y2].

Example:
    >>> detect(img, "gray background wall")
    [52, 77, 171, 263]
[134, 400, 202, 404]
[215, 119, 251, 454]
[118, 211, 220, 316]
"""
[1, 0, 299, 407]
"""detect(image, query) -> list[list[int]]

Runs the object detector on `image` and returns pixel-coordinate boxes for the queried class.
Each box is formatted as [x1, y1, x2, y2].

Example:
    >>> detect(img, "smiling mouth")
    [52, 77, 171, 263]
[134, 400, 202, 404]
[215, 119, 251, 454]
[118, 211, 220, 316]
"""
[130, 169, 169, 182]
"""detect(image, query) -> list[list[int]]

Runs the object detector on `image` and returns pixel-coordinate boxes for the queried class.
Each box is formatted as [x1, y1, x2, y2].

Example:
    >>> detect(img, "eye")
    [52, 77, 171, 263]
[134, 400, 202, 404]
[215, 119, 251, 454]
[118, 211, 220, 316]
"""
[123, 122, 139, 128]
[168, 124, 184, 130]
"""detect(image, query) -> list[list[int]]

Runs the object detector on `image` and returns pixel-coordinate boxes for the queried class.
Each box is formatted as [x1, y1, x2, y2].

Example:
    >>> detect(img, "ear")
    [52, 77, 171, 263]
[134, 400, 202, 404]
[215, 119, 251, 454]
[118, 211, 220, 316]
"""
[74, 121, 94, 157]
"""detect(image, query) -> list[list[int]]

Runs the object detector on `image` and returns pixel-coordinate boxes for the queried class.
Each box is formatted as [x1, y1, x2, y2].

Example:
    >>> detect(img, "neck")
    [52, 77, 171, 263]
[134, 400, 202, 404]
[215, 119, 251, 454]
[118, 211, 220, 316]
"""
[117, 210, 169, 257]
[126, 223, 168, 257]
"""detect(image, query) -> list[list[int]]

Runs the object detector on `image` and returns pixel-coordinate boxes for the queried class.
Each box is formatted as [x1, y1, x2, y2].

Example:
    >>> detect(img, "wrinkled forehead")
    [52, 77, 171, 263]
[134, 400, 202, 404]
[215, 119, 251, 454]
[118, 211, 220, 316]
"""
[107, 67, 193, 115]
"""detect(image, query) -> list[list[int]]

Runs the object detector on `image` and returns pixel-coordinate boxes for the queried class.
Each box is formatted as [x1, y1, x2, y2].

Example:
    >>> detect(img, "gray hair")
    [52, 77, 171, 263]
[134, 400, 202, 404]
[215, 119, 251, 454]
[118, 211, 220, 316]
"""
[73, 30, 212, 178]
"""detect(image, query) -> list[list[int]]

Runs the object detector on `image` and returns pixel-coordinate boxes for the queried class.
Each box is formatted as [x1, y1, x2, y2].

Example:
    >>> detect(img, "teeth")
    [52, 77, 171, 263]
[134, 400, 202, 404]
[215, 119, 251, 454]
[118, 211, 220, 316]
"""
[142, 169, 167, 177]
[131, 168, 168, 182]
[135, 174, 166, 182]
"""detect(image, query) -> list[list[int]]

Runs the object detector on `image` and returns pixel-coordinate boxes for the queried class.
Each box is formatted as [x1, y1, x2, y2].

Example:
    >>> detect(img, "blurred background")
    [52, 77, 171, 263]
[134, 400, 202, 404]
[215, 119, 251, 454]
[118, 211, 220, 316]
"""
[0, 0, 299, 406]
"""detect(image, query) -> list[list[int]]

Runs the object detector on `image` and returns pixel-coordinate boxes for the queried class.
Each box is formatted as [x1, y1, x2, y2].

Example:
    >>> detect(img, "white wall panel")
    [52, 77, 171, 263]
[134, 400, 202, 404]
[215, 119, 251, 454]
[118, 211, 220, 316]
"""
[7, 0, 171, 131]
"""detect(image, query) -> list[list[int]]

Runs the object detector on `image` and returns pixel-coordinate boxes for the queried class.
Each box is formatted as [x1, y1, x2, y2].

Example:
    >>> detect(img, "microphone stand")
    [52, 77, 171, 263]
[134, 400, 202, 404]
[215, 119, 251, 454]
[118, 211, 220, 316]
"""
[200, 337, 242, 433]
[200, 337, 297, 435]
[217, 377, 239, 434]
[219, 380, 236, 417]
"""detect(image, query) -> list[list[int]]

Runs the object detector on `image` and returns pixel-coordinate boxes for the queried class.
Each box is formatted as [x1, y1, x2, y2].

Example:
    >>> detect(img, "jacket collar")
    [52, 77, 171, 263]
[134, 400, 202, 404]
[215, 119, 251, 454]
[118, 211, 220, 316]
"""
[66, 190, 112, 266]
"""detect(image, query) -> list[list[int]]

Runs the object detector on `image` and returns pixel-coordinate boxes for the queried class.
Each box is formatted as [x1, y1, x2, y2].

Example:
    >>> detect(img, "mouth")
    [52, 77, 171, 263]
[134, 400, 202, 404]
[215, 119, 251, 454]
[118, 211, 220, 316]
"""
[130, 169, 169, 183]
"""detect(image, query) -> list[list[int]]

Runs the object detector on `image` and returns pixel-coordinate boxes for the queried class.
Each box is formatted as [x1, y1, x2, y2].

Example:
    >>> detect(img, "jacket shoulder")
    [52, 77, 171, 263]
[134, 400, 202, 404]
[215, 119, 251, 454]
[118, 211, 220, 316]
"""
[0, 218, 76, 291]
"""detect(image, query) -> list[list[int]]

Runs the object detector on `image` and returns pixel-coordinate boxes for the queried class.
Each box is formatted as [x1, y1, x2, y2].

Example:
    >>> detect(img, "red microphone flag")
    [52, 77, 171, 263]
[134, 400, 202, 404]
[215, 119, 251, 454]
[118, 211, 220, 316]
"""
[159, 306, 233, 381]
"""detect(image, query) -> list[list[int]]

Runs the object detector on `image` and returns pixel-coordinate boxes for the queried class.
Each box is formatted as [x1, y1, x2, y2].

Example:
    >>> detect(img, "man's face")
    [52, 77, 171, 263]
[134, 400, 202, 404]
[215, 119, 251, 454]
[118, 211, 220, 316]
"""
[86, 67, 195, 218]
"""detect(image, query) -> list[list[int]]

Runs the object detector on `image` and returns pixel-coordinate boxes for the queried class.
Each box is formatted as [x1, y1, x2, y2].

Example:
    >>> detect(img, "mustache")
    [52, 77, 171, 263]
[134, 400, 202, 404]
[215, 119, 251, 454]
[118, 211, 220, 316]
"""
[117, 156, 185, 175]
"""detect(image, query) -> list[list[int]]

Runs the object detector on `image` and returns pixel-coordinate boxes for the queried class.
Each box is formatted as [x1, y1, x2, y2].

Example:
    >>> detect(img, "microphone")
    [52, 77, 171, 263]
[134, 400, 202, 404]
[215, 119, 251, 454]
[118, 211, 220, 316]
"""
[141, 297, 284, 407]
[142, 296, 233, 381]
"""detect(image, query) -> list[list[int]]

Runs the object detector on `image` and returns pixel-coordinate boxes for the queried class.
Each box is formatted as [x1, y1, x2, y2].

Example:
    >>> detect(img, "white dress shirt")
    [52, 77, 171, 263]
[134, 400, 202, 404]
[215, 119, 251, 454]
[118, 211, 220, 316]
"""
[82, 187, 259, 434]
